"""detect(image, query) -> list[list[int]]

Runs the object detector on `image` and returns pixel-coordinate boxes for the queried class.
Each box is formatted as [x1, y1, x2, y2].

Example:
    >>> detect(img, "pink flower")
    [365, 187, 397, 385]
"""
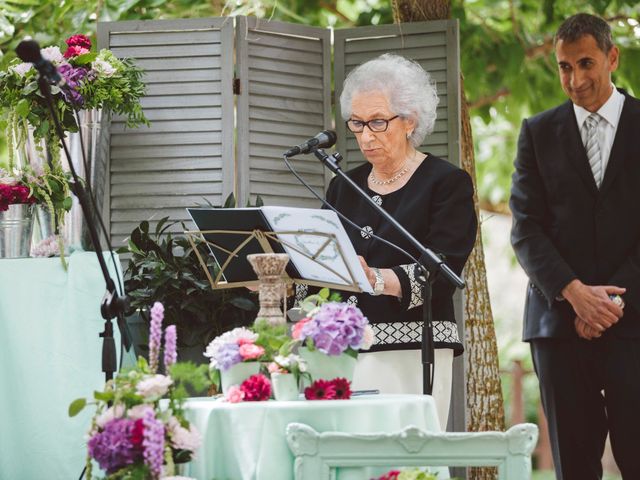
[64, 45, 89, 59]
[237, 337, 254, 346]
[267, 362, 286, 374]
[240, 374, 271, 401]
[226, 385, 245, 403]
[292, 318, 311, 340]
[66, 34, 92, 49]
[238, 343, 264, 360]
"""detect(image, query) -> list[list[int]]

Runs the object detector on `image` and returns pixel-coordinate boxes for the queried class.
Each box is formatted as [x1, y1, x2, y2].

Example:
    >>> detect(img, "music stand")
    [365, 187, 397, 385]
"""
[185, 206, 372, 294]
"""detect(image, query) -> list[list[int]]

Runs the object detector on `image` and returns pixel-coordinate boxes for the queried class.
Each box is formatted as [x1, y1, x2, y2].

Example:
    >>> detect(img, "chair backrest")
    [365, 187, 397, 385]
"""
[286, 423, 539, 480]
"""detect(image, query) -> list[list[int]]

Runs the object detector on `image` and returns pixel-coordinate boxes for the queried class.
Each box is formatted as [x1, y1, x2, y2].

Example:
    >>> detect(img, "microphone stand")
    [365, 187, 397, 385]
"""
[312, 148, 465, 395]
[37, 76, 128, 383]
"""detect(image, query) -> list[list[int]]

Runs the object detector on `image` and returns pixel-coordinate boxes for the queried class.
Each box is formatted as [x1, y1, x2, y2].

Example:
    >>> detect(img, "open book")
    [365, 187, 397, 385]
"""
[186, 206, 373, 293]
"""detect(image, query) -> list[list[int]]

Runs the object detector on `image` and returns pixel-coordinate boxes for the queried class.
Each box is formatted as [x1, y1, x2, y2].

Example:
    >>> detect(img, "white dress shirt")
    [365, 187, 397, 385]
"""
[573, 85, 625, 179]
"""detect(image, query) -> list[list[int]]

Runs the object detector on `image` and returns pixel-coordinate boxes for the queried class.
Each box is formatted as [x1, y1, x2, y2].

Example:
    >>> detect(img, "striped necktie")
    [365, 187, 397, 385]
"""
[581, 113, 602, 188]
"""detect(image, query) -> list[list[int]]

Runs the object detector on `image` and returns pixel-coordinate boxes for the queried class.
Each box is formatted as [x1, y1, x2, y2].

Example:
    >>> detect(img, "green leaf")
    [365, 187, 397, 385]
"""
[318, 287, 330, 300]
[15, 98, 29, 118]
[68, 398, 86, 417]
[73, 52, 96, 65]
[94, 390, 113, 402]
[62, 196, 72, 211]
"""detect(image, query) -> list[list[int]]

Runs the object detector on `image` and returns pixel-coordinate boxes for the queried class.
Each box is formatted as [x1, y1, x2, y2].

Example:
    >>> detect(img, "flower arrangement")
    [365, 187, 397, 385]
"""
[204, 326, 265, 371]
[293, 289, 374, 357]
[304, 377, 352, 400]
[0, 33, 147, 153]
[69, 302, 211, 479]
[225, 373, 273, 403]
[267, 353, 307, 378]
[0, 168, 36, 211]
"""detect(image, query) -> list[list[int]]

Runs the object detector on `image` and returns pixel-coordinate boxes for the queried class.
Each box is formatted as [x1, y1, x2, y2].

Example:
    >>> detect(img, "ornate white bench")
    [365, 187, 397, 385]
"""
[286, 422, 539, 480]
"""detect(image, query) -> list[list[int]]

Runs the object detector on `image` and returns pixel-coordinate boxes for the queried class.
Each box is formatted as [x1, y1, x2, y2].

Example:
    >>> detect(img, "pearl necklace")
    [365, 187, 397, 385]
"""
[368, 151, 417, 186]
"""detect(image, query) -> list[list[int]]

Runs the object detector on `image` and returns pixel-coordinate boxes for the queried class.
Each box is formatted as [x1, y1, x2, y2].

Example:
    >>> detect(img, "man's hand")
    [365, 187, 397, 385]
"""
[561, 279, 625, 332]
[574, 316, 602, 340]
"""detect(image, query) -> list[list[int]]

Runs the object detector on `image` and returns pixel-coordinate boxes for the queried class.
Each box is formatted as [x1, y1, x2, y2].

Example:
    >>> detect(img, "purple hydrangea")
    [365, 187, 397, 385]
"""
[149, 302, 164, 373]
[216, 342, 243, 371]
[57, 63, 89, 106]
[163, 324, 177, 370]
[300, 303, 368, 356]
[88, 417, 144, 474]
[142, 408, 165, 479]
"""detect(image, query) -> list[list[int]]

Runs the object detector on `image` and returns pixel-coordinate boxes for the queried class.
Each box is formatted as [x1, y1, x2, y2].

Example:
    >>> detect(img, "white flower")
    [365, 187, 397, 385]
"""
[204, 327, 258, 368]
[0, 175, 17, 185]
[274, 354, 291, 368]
[95, 404, 126, 429]
[10, 62, 32, 77]
[168, 416, 202, 452]
[92, 58, 116, 77]
[361, 324, 375, 350]
[136, 374, 173, 399]
[127, 404, 153, 419]
[40, 46, 64, 65]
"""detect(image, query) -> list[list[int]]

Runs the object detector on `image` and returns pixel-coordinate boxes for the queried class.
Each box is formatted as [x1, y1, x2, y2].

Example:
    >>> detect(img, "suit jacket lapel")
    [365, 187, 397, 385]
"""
[556, 101, 598, 196]
[599, 91, 638, 195]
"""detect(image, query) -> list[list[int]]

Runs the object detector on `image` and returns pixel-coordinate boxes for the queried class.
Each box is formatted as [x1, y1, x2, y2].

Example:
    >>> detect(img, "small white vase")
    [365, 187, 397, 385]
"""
[271, 373, 299, 401]
[220, 361, 261, 394]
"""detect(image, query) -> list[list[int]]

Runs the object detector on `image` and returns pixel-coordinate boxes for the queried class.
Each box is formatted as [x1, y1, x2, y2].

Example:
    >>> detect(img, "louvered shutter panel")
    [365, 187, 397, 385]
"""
[98, 18, 235, 246]
[334, 20, 460, 169]
[235, 16, 331, 208]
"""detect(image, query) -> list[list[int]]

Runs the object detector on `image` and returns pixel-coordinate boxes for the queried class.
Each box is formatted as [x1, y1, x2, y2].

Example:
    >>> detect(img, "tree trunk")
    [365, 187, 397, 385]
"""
[393, 2, 506, 479]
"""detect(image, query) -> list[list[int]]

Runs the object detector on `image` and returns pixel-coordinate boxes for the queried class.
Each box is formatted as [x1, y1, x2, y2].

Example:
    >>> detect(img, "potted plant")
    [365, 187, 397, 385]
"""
[119, 213, 259, 367]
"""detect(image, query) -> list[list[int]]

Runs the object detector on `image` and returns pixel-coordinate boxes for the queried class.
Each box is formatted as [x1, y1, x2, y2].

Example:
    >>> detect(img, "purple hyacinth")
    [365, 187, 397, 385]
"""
[216, 343, 243, 371]
[163, 325, 177, 371]
[142, 408, 165, 479]
[300, 303, 368, 356]
[149, 302, 164, 373]
[88, 418, 143, 474]
[57, 63, 88, 106]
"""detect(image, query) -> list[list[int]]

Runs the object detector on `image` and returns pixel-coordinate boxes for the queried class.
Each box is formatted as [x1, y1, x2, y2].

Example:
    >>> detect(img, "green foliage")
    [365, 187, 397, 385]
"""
[118, 194, 259, 348]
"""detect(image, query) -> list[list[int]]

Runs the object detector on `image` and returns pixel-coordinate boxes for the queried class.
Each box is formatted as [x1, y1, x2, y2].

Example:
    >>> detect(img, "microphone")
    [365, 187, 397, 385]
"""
[284, 130, 337, 157]
[16, 39, 65, 87]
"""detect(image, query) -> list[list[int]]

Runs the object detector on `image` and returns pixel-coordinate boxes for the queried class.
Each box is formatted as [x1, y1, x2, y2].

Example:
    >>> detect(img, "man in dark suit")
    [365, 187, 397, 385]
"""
[510, 13, 640, 480]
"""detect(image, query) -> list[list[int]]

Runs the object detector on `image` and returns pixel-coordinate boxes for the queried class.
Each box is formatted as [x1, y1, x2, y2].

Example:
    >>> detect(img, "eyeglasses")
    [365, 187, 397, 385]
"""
[346, 115, 399, 133]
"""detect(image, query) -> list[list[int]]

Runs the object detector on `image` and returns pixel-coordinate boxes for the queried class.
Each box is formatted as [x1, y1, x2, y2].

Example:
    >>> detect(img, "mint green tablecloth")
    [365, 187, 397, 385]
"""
[0, 252, 126, 480]
[183, 394, 448, 480]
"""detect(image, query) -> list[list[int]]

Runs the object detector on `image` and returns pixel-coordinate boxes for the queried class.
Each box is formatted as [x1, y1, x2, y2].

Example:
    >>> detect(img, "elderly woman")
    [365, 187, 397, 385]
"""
[322, 53, 477, 428]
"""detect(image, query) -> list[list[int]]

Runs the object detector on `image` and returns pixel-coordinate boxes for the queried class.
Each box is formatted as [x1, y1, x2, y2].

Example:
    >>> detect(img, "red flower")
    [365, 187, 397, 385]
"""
[375, 470, 401, 480]
[130, 418, 144, 447]
[240, 374, 271, 401]
[331, 377, 352, 400]
[66, 34, 92, 49]
[64, 45, 89, 59]
[0, 184, 35, 211]
[304, 379, 336, 400]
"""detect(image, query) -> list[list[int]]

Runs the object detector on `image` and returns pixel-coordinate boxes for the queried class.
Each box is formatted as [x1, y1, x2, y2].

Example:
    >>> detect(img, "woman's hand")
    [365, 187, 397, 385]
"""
[358, 256, 402, 297]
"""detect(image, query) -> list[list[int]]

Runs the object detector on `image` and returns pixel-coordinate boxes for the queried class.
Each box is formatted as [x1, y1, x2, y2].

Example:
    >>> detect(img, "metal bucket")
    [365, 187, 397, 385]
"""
[0, 204, 34, 258]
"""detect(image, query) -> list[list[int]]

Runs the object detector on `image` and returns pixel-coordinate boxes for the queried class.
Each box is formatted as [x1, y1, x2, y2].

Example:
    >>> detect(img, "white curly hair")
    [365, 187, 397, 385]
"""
[339, 53, 439, 147]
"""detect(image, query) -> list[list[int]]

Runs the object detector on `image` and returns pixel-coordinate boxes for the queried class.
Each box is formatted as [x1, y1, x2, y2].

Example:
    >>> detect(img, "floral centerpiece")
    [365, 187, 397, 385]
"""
[374, 468, 439, 480]
[0, 33, 147, 153]
[69, 302, 211, 479]
[0, 168, 36, 211]
[293, 288, 374, 358]
[204, 326, 266, 372]
[0, 33, 148, 259]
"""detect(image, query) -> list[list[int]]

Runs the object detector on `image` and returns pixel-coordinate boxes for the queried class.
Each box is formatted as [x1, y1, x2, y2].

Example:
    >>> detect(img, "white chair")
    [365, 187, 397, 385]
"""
[286, 422, 539, 480]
